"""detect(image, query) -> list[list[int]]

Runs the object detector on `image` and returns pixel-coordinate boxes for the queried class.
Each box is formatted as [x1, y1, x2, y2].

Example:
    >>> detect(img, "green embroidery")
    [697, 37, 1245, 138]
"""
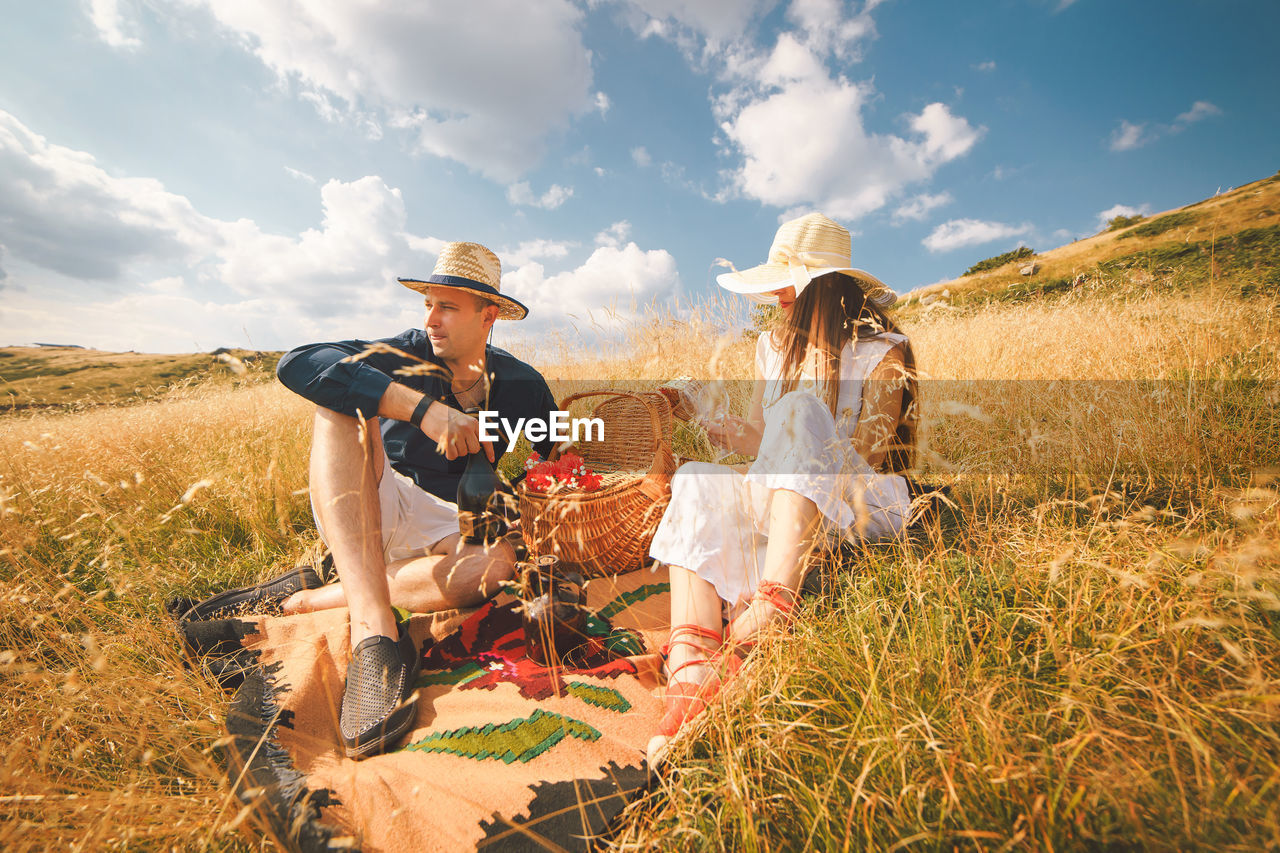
[416, 660, 487, 688]
[577, 582, 668, 656]
[403, 709, 601, 763]
[583, 612, 647, 656]
[598, 582, 669, 620]
[566, 681, 632, 713]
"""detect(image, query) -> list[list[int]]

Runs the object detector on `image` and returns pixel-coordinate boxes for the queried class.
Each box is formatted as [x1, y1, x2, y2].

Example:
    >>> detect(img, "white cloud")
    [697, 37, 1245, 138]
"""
[1096, 203, 1151, 229]
[176, 0, 595, 181]
[0, 283, 420, 353]
[721, 73, 981, 218]
[706, 7, 980, 220]
[758, 32, 828, 85]
[502, 242, 680, 330]
[506, 182, 575, 210]
[973, 60, 996, 72]
[284, 166, 316, 184]
[1109, 100, 1221, 152]
[1109, 120, 1149, 151]
[0, 110, 218, 281]
[87, 0, 141, 49]
[594, 92, 612, 116]
[0, 110, 444, 350]
[1174, 100, 1222, 128]
[0, 110, 685, 350]
[214, 176, 434, 303]
[923, 219, 1031, 252]
[785, 0, 876, 58]
[595, 221, 633, 248]
[501, 239, 574, 269]
[893, 192, 953, 223]
[631, 146, 652, 167]
[621, 0, 778, 46]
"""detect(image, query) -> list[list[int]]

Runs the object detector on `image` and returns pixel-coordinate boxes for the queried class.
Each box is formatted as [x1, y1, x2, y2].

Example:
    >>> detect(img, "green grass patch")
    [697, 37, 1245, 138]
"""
[963, 246, 1035, 277]
[1118, 210, 1198, 239]
[1106, 213, 1145, 231]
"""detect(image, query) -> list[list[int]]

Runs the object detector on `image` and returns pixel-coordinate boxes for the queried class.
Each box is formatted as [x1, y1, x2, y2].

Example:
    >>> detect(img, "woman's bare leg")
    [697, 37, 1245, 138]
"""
[726, 488, 820, 645]
[646, 563, 723, 764]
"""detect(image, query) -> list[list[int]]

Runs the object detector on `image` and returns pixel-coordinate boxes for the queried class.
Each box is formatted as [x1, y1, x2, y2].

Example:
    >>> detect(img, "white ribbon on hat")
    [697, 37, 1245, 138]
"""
[772, 247, 850, 294]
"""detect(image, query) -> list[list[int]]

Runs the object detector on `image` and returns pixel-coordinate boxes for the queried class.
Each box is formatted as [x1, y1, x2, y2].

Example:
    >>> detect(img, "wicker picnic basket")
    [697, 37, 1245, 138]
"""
[517, 390, 676, 578]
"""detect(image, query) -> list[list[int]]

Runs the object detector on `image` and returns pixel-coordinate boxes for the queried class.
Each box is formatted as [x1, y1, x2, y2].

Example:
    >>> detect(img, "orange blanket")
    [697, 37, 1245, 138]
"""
[224, 567, 672, 852]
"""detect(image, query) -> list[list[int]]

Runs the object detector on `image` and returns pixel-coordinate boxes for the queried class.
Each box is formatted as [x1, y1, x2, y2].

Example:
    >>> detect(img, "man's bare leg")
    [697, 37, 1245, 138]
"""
[303, 407, 398, 646]
[285, 534, 516, 614]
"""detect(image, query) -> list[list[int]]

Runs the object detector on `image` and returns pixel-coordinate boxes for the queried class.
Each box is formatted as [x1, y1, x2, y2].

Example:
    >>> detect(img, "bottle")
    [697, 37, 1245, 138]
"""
[521, 555, 588, 669]
[457, 407, 504, 545]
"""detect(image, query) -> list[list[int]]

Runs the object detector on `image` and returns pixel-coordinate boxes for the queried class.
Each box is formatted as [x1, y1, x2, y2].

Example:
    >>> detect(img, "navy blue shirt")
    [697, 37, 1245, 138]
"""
[277, 328, 557, 503]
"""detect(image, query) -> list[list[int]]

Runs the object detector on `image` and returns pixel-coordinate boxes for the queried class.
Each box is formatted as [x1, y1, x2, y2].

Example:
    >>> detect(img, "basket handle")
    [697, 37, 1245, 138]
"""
[551, 390, 675, 500]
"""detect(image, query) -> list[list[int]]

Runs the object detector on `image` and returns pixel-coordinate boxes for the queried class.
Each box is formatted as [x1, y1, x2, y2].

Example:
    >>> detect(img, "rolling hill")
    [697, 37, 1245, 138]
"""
[0, 346, 279, 412]
[901, 170, 1280, 310]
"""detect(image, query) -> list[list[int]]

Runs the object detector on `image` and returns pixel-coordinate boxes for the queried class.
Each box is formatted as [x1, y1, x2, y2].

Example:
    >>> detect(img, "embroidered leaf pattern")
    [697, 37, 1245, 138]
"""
[565, 682, 632, 713]
[597, 582, 670, 620]
[583, 612, 646, 656]
[417, 660, 487, 688]
[402, 709, 602, 764]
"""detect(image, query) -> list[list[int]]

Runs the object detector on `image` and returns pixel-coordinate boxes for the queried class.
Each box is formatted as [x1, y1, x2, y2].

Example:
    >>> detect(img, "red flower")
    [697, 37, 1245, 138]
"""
[522, 452, 602, 493]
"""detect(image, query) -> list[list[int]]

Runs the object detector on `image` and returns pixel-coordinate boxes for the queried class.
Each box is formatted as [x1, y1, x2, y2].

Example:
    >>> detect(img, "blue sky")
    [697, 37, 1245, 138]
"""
[0, 0, 1275, 353]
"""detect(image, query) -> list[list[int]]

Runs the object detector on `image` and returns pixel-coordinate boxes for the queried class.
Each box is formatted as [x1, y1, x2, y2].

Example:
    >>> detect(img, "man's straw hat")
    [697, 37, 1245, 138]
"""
[399, 241, 528, 320]
[717, 212, 897, 309]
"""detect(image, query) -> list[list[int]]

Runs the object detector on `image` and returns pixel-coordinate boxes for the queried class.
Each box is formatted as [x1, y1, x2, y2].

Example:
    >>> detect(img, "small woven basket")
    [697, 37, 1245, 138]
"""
[517, 390, 675, 577]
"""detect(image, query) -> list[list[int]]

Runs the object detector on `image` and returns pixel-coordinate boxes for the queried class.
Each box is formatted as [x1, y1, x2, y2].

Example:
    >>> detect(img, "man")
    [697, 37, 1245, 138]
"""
[274, 241, 556, 759]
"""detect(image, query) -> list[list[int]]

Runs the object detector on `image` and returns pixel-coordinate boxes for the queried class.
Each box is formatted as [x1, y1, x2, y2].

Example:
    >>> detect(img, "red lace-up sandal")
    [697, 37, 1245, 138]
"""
[656, 624, 725, 738]
[722, 580, 799, 666]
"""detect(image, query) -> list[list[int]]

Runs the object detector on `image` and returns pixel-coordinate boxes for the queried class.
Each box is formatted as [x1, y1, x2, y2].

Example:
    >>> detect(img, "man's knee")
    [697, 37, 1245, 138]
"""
[310, 406, 385, 479]
[454, 540, 516, 600]
[313, 405, 382, 440]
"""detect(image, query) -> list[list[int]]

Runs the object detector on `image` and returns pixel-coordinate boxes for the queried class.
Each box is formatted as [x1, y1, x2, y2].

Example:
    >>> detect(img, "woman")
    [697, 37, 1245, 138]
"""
[646, 212, 918, 762]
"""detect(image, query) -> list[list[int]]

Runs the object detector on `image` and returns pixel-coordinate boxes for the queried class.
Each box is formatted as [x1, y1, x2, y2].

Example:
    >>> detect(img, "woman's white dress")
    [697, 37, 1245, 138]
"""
[647, 330, 912, 606]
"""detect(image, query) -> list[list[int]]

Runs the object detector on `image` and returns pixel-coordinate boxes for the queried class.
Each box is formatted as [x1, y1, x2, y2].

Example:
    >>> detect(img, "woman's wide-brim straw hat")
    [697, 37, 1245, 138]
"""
[717, 212, 897, 309]
[399, 241, 528, 320]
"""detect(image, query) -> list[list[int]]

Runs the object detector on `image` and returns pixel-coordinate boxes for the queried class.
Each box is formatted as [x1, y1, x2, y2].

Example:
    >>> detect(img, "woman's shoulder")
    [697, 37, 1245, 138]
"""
[844, 329, 908, 357]
[755, 330, 781, 372]
[855, 327, 909, 347]
[841, 330, 910, 380]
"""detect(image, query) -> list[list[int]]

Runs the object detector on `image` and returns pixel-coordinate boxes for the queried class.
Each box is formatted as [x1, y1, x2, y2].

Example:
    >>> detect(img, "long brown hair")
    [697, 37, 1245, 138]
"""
[772, 272, 917, 472]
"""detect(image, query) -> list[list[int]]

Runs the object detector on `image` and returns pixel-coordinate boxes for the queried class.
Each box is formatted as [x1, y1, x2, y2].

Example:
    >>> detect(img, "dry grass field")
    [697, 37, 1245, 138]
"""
[2, 184, 1278, 850]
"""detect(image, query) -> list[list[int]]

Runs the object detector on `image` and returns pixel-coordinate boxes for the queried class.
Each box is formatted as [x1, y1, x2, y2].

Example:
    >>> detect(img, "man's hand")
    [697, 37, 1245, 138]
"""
[377, 382, 497, 462]
[423, 403, 496, 462]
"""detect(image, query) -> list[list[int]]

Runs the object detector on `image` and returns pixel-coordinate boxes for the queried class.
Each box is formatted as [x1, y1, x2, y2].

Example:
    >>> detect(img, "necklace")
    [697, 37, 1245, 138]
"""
[451, 370, 485, 400]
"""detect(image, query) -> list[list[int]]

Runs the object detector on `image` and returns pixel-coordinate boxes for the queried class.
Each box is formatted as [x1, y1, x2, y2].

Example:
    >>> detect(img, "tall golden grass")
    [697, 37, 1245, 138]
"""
[1, 285, 1277, 850]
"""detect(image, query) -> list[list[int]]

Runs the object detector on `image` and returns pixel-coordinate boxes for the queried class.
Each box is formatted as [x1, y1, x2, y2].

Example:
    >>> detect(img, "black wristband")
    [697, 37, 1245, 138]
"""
[408, 395, 432, 430]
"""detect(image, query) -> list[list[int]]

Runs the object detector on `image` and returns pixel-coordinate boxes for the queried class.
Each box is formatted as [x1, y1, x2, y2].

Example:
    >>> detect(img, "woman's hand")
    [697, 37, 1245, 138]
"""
[702, 413, 762, 457]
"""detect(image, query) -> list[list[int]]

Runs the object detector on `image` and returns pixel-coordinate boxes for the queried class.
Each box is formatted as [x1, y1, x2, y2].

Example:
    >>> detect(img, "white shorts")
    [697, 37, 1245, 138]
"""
[312, 454, 460, 564]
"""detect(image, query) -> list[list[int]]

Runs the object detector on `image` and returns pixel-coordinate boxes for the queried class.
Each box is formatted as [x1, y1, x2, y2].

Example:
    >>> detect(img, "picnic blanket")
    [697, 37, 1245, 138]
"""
[221, 566, 673, 852]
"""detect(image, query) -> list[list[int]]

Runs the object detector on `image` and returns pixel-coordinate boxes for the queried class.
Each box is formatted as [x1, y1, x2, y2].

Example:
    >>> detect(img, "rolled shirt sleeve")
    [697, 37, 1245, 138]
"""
[276, 332, 424, 419]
